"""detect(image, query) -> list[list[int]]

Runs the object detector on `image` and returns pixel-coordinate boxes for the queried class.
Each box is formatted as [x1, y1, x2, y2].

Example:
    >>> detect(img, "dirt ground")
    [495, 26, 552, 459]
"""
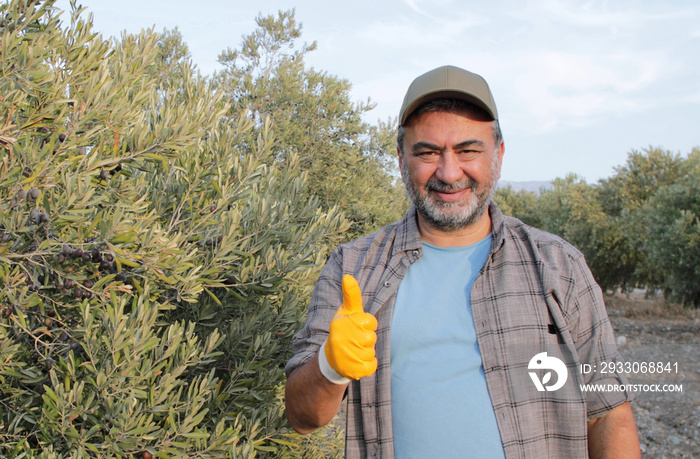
[605, 293, 700, 458]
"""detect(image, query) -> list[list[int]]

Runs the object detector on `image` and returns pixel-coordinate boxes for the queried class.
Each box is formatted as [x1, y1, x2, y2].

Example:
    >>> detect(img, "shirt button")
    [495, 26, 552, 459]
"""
[384, 281, 391, 287]
[412, 250, 419, 257]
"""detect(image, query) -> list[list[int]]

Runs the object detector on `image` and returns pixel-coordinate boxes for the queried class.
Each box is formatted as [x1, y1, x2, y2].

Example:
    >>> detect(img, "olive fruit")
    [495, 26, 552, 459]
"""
[1, 234, 10, 243]
[58, 133, 66, 142]
[69, 342, 83, 355]
[17, 189, 26, 199]
[28, 188, 40, 199]
[71, 248, 83, 259]
[62, 244, 73, 255]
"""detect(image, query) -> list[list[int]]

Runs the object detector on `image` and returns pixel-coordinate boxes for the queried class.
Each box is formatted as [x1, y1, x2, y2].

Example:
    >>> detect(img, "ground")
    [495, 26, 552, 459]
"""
[606, 293, 700, 458]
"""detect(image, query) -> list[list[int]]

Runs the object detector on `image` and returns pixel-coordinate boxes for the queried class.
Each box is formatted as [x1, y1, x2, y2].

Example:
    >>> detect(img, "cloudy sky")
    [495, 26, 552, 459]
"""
[53, 0, 700, 183]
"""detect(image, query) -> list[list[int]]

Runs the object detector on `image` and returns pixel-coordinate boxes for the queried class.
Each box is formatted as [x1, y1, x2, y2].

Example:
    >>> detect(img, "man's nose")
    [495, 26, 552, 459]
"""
[435, 152, 463, 184]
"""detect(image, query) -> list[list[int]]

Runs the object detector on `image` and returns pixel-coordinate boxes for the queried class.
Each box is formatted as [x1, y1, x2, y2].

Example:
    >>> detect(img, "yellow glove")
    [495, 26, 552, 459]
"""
[319, 275, 378, 384]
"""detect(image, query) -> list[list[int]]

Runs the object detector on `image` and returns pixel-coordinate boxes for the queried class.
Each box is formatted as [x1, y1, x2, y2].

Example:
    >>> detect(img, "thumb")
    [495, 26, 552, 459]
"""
[340, 274, 363, 314]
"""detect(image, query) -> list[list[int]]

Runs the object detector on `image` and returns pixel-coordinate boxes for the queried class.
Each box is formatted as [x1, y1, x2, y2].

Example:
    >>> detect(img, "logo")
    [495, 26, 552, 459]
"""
[528, 352, 568, 391]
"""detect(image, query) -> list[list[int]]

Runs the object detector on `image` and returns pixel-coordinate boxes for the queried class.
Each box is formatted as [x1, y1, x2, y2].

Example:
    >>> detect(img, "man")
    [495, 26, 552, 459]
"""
[285, 65, 640, 458]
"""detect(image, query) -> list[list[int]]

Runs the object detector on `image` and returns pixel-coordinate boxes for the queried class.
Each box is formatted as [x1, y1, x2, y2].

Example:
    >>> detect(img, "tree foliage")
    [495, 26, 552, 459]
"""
[637, 165, 700, 305]
[508, 175, 630, 292]
[598, 147, 689, 216]
[0, 1, 349, 456]
[494, 185, 542, 229]
[496, 147, 700, 306]
[212, 9, 407, 236]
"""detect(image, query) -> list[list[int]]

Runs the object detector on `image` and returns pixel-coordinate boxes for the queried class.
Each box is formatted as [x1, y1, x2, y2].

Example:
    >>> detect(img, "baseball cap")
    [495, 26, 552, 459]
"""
[399, 65, 498, 125]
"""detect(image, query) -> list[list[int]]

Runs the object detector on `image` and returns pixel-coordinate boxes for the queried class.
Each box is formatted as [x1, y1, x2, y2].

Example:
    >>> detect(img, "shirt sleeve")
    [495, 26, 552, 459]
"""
[570, 254, 634, 419]
[284, 248, 345, 377]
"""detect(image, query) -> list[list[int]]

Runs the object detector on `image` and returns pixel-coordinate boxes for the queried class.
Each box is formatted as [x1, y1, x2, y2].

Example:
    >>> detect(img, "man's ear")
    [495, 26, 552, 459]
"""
[496, 141, 505, 179]
[397, 147, 404, 177]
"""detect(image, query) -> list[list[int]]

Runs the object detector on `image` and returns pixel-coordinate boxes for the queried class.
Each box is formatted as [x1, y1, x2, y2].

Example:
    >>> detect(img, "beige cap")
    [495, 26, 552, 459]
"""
[399, 65, 498, 125]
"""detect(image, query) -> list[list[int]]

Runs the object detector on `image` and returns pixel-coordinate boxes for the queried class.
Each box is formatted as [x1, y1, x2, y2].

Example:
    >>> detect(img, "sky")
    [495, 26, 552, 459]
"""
[52, 0, 700, 183]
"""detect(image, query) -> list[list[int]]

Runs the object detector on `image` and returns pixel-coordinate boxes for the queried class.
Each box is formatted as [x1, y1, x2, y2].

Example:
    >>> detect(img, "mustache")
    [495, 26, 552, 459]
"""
[425, 177, 478, 193]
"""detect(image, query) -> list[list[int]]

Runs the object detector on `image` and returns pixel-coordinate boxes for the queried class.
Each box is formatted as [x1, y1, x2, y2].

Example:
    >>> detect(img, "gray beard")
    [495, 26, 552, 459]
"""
[401, 158, 498, 232]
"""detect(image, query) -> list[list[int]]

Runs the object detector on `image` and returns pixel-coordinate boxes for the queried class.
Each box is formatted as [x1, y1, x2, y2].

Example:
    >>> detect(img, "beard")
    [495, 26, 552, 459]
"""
[401, 155, 499, 232]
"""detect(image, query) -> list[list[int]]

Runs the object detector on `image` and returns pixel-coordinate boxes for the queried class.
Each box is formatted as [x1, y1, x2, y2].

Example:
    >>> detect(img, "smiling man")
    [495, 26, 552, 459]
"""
[398, 102, 502, 244]
[285, 65, 640, 458]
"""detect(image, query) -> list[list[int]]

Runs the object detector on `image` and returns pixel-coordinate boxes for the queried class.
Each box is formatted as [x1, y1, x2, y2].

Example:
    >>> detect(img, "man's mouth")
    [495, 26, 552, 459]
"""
[432, 187, 470, 203]
[426, 179, 476, 203]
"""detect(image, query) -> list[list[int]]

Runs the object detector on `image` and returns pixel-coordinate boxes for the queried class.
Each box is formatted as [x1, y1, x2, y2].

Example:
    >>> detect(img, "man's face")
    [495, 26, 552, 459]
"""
[399, 109, 504, 232]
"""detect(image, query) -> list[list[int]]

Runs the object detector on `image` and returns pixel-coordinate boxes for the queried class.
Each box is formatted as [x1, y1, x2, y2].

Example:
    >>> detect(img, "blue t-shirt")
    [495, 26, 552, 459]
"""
[391, 235, 505, 458]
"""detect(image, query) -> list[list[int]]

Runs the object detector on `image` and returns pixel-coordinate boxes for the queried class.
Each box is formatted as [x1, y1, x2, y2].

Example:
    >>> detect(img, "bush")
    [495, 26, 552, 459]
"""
[0, 1, 346, 456]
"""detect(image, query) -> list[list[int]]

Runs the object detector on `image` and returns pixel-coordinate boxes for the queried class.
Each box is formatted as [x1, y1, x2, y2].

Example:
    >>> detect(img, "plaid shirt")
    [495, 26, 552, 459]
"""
[286, 204, 632, 458]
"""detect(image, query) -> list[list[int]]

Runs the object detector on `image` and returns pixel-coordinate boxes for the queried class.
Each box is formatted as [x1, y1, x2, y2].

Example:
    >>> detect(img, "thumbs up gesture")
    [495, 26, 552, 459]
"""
[319, 275, 378, 383]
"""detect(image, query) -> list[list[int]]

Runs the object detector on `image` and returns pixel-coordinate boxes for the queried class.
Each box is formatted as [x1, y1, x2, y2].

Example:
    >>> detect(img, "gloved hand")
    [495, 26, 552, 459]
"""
[319, 274, 378, 384]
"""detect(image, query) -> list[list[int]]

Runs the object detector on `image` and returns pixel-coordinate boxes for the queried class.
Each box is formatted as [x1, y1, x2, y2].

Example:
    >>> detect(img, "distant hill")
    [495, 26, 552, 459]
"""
[498, 180, 553, 194]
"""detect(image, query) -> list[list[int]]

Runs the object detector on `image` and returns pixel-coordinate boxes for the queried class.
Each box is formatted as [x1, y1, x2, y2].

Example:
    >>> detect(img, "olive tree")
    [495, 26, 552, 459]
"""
[636, 165, 700, 306]
[0, 1, 346, 456]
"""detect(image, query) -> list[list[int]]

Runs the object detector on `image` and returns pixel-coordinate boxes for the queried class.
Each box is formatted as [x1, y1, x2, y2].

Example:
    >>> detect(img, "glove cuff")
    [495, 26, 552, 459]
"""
[319, 341, 351, 385]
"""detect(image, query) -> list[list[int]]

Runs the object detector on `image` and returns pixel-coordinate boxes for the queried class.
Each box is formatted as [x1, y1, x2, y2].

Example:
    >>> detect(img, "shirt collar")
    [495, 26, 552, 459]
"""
[488, 201, 507, 254]
[393, 206, 423, 255]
